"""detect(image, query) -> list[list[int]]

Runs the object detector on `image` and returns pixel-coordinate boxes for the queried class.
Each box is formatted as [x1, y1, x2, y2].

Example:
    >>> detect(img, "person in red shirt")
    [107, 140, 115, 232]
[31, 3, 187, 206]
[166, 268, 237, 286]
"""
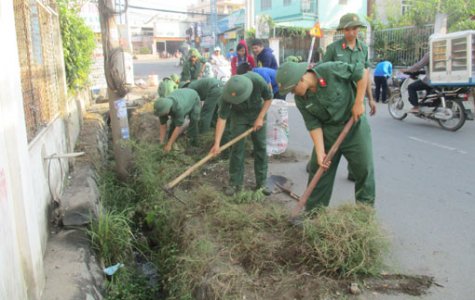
[231, 40, 255, 75]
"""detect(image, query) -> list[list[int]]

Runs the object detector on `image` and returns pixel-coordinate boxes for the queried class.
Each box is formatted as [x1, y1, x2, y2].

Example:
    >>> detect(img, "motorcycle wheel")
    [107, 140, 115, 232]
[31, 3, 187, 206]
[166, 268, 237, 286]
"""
[388, 91, 407, 120]
[437, 99, 466, 131]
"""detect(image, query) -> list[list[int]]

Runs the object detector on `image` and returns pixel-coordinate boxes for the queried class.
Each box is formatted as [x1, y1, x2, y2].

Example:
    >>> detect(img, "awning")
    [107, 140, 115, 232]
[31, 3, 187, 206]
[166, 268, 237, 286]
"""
[154, 37, 186, 42]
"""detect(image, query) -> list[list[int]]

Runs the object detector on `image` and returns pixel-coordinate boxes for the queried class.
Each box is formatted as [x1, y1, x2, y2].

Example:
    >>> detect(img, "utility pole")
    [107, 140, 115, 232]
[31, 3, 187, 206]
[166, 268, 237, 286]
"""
[98, 0, 131, 179]
[210, 0, 217, 46]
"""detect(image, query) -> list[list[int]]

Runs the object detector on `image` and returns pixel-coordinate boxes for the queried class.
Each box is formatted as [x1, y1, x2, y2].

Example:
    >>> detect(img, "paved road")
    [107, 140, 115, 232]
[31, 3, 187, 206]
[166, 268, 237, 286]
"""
[133, 58, 181, 80]
[273, 99, 475, 300]
[136, 60, 475, 299]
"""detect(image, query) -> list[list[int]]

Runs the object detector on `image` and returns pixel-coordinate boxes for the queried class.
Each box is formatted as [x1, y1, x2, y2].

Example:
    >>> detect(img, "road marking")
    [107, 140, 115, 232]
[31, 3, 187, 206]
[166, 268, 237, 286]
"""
[408, 136, 468, 154]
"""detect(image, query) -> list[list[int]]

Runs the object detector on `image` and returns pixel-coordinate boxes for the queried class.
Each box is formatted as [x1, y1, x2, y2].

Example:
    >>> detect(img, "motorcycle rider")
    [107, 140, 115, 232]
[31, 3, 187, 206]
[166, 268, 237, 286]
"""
[402, 52, 431, 113]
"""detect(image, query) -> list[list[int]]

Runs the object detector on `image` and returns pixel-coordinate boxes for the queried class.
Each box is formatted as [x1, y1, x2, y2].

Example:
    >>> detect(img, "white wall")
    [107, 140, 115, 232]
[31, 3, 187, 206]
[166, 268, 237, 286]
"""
[1, 1, 88, 298]
[0, 0, 45, 298]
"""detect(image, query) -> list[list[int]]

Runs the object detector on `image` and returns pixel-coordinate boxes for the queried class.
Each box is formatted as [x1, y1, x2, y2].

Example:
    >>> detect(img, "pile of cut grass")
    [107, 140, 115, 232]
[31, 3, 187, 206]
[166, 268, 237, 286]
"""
[95, 141, 390, 299]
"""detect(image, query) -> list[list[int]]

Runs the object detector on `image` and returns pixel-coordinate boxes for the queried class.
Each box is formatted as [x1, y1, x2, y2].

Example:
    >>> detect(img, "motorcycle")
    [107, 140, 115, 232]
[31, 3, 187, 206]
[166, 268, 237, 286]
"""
[388, 71, 474, 131]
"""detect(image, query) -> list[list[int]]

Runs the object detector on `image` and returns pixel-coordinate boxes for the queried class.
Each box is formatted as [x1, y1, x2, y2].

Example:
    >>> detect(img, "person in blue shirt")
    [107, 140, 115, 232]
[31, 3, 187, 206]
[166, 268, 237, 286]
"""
[373, 59, 393, 103]
[226, 48, 235, 61]
[251, 39, 278, 70]
[237, 63, 283, 99]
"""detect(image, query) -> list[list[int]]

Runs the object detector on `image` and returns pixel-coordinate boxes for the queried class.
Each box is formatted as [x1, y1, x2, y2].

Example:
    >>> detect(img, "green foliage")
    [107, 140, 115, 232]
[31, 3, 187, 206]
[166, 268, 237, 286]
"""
[276, 26, 308, 38]
[88, 208, 135, 265]
[139, 47, 151, 54]
[105, 267, 160, 300]
[370, 0, 475, 32]
[245, 28, 256, 39]
[58, 0, 95, 91]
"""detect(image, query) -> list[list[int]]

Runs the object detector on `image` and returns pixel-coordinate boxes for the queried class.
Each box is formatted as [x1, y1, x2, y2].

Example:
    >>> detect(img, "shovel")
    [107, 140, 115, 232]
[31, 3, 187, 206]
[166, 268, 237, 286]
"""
[165, 127, 254, 190]
[290, 118, 355, 218]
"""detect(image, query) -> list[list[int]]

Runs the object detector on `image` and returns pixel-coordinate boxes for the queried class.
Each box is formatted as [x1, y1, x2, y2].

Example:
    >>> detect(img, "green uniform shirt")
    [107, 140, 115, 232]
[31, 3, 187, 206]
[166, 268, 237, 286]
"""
[295, 61, 364, 131]
[159, 88, 201, 126]
[187, 77, 222, 100]
[218, 72, 273, 122]
[323, 38, 369, 68]
[180, 57, 207, 82]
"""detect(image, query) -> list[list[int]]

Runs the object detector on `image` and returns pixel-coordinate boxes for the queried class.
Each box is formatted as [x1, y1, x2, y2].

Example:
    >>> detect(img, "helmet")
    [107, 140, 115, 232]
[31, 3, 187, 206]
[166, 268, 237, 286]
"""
[222, 75, 252, 104]
[276, 62, 309, 95]
[337, 13, 366, 30]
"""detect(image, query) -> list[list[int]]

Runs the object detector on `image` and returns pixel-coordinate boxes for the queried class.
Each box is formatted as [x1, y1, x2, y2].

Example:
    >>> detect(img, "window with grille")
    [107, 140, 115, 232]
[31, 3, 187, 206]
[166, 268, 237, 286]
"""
[261, 0, 271, 10]
[284, 0, 292, 6]
[401, 0, 411, 15]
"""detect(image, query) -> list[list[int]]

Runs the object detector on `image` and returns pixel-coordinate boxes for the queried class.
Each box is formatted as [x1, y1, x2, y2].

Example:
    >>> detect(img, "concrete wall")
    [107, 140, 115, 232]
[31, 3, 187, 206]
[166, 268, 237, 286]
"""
[1, 0, 89, 298]
[318, 0, 367, 30]
[255, 0, 305, 21]
[1, 0, 45, 298]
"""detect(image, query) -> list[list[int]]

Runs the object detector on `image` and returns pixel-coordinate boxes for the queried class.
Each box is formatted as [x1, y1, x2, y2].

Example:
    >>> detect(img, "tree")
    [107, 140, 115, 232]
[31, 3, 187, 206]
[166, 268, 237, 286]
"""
[371, 0, 475, 31]
[57, 0, 96, 91]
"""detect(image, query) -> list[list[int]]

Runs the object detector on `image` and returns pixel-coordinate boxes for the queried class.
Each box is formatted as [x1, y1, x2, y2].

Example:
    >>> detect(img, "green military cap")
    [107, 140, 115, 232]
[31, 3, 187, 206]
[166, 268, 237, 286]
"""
[222, 75, 252, 105]
[154, 97, 173, 116]
[188, 48, 201, 58]
[170, 74, 180, 83]
[276, 62, 309, 95]
[285, 55, 300, 63]
[337, 13, 366, 30]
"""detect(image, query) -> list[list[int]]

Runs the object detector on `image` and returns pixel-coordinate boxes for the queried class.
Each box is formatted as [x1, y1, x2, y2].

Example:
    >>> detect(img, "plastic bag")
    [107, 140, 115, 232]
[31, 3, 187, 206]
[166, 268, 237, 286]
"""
[266, 100, 289, 156]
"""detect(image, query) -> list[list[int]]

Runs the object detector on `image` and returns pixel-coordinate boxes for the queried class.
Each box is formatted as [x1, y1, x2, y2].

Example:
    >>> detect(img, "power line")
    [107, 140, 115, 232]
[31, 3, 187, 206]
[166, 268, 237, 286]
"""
[128, 4, 227, 17]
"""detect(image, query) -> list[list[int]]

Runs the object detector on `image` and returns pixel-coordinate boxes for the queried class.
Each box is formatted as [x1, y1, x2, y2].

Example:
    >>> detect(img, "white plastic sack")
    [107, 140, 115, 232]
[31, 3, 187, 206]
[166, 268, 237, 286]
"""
[266, 99, 289, 156]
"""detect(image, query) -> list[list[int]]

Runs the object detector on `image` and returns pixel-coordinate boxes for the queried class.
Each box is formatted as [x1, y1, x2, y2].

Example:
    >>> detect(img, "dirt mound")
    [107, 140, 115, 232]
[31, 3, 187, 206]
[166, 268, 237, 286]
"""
[129, 103, 161, 144]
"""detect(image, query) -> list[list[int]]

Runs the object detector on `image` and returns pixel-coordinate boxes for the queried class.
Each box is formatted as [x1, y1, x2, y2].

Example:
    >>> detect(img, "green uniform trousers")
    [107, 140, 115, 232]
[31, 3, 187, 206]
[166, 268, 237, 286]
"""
[229, 121, 268, 188]
[199, 86, 222, 133]
[306, 116, 375, 210]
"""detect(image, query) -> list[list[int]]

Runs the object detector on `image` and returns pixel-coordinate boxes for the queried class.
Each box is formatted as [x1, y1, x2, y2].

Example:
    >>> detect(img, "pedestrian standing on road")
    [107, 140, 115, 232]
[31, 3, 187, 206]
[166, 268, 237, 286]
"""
[231, 40, 256, 76]
[276, 61, 375, 210]
[321, 12, 376, 182]
[373, 59, 393, 103]
[209, 74, 273, 196]
[154, 88, 201, 152]
[180, 48, 207, 83]
[183, 77, 224, 133]
[251, 39, 278, 70]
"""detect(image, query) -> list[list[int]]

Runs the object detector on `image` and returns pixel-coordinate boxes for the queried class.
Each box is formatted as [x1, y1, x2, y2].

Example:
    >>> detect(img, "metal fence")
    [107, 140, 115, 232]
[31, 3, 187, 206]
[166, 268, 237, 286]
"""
[13, 0, 66, 141]
[370, 25, 434, 67]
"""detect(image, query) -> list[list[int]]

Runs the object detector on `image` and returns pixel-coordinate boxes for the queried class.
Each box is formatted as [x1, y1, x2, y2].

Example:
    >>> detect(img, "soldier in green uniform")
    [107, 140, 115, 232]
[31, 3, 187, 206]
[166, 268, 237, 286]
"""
[158, 74, 179, 97]
[183, 77, 223, 133]
[321, 13, 376, 181]
[180, 48, 207, 83]
[276, 61, 375, 210]
[154, 88, 201, 152]
[209, 74, 273, 196]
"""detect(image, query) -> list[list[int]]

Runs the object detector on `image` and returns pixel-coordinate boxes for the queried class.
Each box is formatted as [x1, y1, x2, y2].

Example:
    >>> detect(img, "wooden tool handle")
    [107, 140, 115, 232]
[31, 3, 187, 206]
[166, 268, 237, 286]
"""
[291, 118, 355, 217]
[165, 127, 254, 190]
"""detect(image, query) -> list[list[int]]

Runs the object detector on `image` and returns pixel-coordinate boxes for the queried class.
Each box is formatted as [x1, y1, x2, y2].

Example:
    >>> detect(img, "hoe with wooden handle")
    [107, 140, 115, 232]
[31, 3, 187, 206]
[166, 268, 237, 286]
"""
[290, 118, 354, 218]
[165, 127, 254, 190]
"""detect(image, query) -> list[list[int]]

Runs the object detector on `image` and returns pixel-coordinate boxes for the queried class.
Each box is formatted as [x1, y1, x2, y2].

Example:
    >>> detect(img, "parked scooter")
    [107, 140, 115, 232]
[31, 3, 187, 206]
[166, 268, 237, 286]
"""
[388, 71, 474, 131]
